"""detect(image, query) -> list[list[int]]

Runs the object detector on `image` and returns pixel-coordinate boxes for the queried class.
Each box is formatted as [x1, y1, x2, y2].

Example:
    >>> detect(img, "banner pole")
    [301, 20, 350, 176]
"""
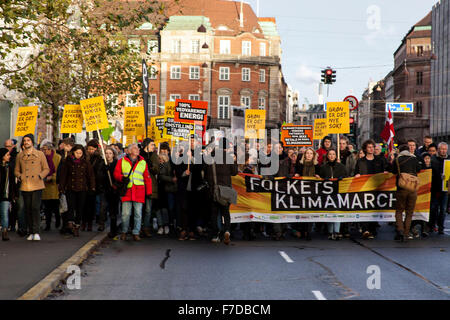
[337, 133, 340, 162]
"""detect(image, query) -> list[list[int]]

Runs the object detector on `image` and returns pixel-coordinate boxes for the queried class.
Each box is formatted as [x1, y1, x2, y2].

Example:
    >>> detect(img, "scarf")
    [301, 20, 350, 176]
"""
[302, 160, 316, 177]
[45, 150, 56, 177]
[71, 156, 82, 164]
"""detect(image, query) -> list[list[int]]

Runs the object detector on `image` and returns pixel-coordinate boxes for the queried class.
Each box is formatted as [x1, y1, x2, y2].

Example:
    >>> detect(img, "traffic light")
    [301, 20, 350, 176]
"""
[348, 117, 357, 145]
[321, 67, 336, 84]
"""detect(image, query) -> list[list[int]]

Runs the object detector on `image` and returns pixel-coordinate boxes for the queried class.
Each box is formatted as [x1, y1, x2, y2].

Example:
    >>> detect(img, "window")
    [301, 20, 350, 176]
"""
[147, 40, 158, 54]
[241, 96, 251, 108]
[149, 66, 157, 80]
[126, 94, 137, 107]
[219, 67, 230, 80]
[170, 66, 181, 79]
[260, 43, 266, 56]
[218, 96, 230, 119]
[149, 94, 157, 115]
[417, 46, 424, 56]
[170, 94, 181, 101]
[128, 38, 140, 53]
[242, 41, 251, 56]
[258, 97, 266, 110]
[416, 101, 423, 117]
[189, 94, 200, 101]
[172, 39, 181, 53]
[416, 71, 423, 85]
[220, 40, 231, 54]
[259, 69, 265, 82]
[242, 68, 251, 81]
[189, 66, 200, 80]
[191, 40, 200, 54]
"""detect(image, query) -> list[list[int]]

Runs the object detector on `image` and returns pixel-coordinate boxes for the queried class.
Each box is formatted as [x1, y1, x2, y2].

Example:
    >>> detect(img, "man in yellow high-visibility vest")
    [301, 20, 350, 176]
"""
[114, 143, 152, 241]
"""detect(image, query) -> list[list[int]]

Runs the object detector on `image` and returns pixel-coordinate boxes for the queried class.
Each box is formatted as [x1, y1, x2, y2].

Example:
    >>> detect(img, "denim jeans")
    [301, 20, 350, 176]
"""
[156, 208, 169, 227]
[430, 193, 448, 231]
[327, 222, 341, 234]
[122, 201, 143, 235]
[143, 197, 152, 229]
[0, 201, 9, 229]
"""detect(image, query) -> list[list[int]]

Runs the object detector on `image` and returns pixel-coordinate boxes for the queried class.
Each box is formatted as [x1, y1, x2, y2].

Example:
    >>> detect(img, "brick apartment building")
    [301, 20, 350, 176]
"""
[391, 12, 432, 144]
[125, 0, 287, 131]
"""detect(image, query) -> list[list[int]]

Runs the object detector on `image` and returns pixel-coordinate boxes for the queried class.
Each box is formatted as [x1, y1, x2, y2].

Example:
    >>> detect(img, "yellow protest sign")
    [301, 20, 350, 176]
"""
[443, 160, 450, 192]
[313, 118, 328, 140]
[14, 106, 39, 137]
[164, 101, 176, 118]
[245, 109, 266, 139]
[80, 96, 109, 132]
[124, 106, 145, 136]
[61, 105, 83, 133]
[326, 102, 350, 134]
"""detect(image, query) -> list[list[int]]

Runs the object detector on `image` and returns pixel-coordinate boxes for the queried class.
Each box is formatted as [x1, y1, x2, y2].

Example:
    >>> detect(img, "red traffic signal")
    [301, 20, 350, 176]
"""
[326, 69, 333, 76]
[349, 117, 355, 124]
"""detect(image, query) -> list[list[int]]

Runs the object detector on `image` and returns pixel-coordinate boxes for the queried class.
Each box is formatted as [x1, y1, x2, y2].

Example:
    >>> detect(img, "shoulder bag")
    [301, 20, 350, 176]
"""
[212, 161, 237, 206]
[396, 157, 419, 192]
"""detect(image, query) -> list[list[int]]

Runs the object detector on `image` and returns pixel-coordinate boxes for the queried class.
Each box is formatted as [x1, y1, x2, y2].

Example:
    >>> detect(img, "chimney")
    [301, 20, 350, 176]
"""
[240, 0, 244, 28]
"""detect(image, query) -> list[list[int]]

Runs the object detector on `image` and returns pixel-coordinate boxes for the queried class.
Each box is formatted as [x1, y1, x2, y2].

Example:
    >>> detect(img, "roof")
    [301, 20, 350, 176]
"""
[394, 11, 431, 56]
[164, 16, 212, 31]
[163, 0, 266, 37]
[258, 18, 279, 37]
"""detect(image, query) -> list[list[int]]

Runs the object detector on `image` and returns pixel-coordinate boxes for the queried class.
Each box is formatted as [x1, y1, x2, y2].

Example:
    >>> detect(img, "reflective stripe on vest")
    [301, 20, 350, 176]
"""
[121, 159, 147, 188]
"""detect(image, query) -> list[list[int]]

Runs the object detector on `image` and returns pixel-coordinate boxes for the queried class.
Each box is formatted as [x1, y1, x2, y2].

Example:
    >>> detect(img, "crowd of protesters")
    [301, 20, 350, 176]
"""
[0, 132, 448, 244]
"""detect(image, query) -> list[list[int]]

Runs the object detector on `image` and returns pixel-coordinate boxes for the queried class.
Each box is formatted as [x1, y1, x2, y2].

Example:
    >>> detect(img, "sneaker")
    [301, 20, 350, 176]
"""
[362, 231, 370, 239]
[164, 226, 170, 235]
[211, 236, 221, 243]
[405, 234, 414, 240]
[27, 234, 34, 241]
[33, 234, 41, 241]
[188, 232, 196, 241]
[223, 231, 231, 245]
[157, 227, 164, 235]
[133, 235, 141, 241]
[368, 233, 375, 240]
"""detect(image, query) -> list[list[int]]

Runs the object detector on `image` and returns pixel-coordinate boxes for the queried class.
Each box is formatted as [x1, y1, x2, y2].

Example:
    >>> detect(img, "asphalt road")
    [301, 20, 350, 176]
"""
[0, 227, 102, 300]
[49, 221, 450, 300]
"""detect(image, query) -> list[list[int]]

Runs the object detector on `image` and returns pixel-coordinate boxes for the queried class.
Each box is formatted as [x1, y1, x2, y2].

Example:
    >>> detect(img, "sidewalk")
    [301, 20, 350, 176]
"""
[0, 228, 104, 300]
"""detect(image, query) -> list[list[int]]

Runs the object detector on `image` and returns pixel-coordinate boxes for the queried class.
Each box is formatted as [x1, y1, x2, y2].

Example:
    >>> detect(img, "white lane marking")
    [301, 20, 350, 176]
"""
[312, 290, 327, 300]
[279, 251, 294, 263]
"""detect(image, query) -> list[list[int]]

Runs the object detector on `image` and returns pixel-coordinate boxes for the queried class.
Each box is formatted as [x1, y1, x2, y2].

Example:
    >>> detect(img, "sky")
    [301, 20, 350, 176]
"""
[245, 0, 438, 105]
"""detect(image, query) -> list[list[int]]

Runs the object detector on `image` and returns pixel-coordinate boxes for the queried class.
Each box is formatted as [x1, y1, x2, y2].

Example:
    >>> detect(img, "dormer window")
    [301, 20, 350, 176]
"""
[217, 25, 229, 31]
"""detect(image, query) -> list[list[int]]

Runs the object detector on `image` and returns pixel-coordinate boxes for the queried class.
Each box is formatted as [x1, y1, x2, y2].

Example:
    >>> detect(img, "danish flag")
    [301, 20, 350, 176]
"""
[380, 108, 395, 154]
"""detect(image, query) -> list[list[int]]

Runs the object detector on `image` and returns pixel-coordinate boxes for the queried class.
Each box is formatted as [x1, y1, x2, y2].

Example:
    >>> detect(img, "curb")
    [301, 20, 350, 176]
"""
[17, 232, 108, 300]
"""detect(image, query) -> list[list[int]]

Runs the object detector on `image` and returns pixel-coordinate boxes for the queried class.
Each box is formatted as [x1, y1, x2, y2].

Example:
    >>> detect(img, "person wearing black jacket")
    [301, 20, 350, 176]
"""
[174, 144, 193, 241]
[204, 138, 238, 245]
[85, 139, 105, 231]
[140, 138, 160, 237]
[103, 147, 119, 238]
[429, 142, 449, 235]
[0, 148, 16, 241]
[294, 147, 321, 240]
[320, 149, 348, 240]
[4, 139, 20, 233]
[355, 139, 388, 239]
[391, 145, 422, 241]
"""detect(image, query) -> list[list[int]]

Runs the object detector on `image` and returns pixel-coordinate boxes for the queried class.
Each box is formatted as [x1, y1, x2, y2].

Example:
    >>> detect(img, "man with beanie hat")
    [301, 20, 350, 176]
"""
[14, 134, 49, 241]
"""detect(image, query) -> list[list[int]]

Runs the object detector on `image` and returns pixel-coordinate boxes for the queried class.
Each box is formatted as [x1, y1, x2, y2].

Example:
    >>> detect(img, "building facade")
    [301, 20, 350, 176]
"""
[431, 0, 450, 142]
[392, 12, 432, 144]
[125, 0, 287, 131]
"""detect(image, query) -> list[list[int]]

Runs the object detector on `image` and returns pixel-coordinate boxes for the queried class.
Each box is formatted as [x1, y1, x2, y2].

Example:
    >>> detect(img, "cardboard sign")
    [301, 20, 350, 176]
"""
[14, 106, 39, 137]
[174, 99, 208, 144]
[245, 109, 266, 139]
[443, 160, 450, 192]
[164, 101, 176, 118]
[60, 105, 83, 134]
[281, 125, 313, 147]
[124, 106, 145, 136]
[313, 118, 328, 140]
[164, 118, 195, 141]
[326, 102, 350, 134]
[80, 96, 109, 132]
